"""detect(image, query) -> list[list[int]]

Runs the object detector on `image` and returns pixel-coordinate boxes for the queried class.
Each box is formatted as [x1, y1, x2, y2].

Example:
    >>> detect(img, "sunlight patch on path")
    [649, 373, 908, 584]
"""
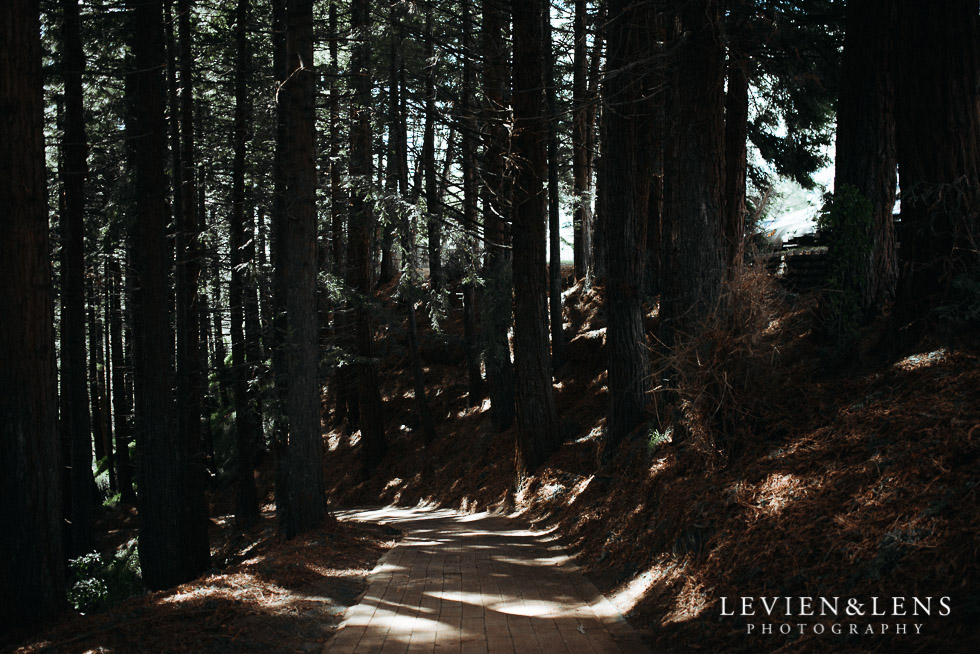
[324, 506, 648, 653]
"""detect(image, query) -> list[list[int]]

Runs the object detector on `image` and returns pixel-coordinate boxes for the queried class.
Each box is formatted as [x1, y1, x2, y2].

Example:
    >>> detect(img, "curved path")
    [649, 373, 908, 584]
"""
[324, 506, 647, 653]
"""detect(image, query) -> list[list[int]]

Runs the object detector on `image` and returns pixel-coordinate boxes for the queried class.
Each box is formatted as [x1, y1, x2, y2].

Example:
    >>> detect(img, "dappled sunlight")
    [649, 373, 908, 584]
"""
[894, 347, 949, 371]
[325, 506, 646, 652]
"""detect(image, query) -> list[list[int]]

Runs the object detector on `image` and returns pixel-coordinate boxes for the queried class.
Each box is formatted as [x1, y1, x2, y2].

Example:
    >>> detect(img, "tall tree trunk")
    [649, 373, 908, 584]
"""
[108, 256, 135, 503]
[88, 279, 114, 493]
[600, 0, 655, 457]
[423, 9, 444, 294]
[544, 2, 564, 371]
[173, 0, 210, 572]
[350, 0, 388, 476]
[481, 0, 516, 431]
[835, 0, 898, 317]
[380, 5, 404, 287]
[461, 0, 483, 406]
[61, 0, 95, 558]
[0, 0, 65, 627]
[273, 0, 327, 537]
[892, 2, 980, 337]
[571, 0, 596, 281]
[328, 0, 357, 430]
[586, 4, 606, 282]
[511, 0, 561, 478]
[128, 0, 209, 589]
[660, 0, 726, 347]
[723, 30, 749, 275]
[229, 0, 260, 527]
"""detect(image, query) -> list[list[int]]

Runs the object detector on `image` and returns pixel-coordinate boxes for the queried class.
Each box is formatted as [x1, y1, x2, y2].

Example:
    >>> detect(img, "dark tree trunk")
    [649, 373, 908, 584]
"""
[102, 269, 117, 492]
[481, 0, 516, 431]
[61, 0, 95, 558]
[350, 0, 388, 476]
[0, 0, 65, 627]
[544, 3, 564, 371]
[229, 0, 260, 527]
[571, 0, 592, 282]
[834, 0, 897, 317]
[273, 0, 327, 537]
[511, 0, 561, 478]
[599, 0, 655, 457]
[423, 9, 444, 293]
[723, 41, 749, 275]
[174, 0, 210, 575]
[108, 256, 135, 503]
[893, 2, 980, 334]
[586, 5, 606, 282]
[380, 6, 404, 286]
[660, 0, 726, 347]
[128, 0, 209, 589]
[328, 0, 357, 430]
[462, 0, 484, 406]
[407, 297, 437, 443]
[88, 279, 114, 493]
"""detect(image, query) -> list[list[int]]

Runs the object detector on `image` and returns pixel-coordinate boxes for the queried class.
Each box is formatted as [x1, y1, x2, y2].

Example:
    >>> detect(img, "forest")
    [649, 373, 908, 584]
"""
[2, 0, 979, 652]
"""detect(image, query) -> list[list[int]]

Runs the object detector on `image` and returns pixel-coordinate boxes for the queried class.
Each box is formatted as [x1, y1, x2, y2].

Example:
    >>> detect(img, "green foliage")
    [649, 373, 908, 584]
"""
[817, 184, 873, 343]
[67, 541, 143, 613]
[646, 426, 672, 458]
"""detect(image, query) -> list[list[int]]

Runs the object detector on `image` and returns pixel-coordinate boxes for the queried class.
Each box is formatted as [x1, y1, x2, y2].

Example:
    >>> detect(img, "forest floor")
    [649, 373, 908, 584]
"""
[7, 265, 979, 654]
[7, 503, 398, 653]
[323, 268, 980, 653]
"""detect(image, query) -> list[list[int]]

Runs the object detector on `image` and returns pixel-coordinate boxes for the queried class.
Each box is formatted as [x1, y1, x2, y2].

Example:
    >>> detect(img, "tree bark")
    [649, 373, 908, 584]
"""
[0, 0, 66, 627]
[834, 0, 897, 317]
[462, 0, 484, 406]
[350, 0, 388, 476]
[61, 0, 96, 557]
[511, 0, 561, 478]
[328, 0, 357, 430]
[423, 10, 444, 294]
[174, 0, 210, 575]
[229, 0, 260, 526]
[88, 278, 114, 493]
[600, 0, 655, 457]
[128, 0, 210, 588]
[572, 0, 592, 282]
[273, 0, 327, 537]
[544, 2, 564, 371]
[660, 0, 726, 347]
[481, 0, 516, 432]
[107, 256, 135, 503]
[724, 37, 749, 275]
[893, 3, 979, 332]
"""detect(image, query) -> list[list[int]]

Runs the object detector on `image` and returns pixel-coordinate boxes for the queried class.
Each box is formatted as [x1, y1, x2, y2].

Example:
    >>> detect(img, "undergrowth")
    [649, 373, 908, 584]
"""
[67, 540, 143, 614]
[660, 260, 785, 469]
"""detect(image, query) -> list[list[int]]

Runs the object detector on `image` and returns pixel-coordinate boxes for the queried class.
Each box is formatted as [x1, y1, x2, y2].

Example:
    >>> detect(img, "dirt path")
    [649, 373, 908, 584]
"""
[324, 507, 647, 654]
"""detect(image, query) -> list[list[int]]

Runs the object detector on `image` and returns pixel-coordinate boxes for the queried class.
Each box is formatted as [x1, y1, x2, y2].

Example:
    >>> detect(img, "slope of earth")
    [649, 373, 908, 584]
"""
[322, 272, 980, 653]
[6, 503, 399, 654]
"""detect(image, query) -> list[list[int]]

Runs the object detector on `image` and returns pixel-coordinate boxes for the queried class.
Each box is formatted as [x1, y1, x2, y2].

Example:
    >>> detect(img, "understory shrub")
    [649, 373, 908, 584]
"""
[660, 259, 785, 469]
[67, 540, 143, 613]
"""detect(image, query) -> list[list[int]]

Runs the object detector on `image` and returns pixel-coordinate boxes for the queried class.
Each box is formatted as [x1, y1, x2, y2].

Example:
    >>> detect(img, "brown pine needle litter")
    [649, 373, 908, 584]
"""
[10, 510, 399, 654]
